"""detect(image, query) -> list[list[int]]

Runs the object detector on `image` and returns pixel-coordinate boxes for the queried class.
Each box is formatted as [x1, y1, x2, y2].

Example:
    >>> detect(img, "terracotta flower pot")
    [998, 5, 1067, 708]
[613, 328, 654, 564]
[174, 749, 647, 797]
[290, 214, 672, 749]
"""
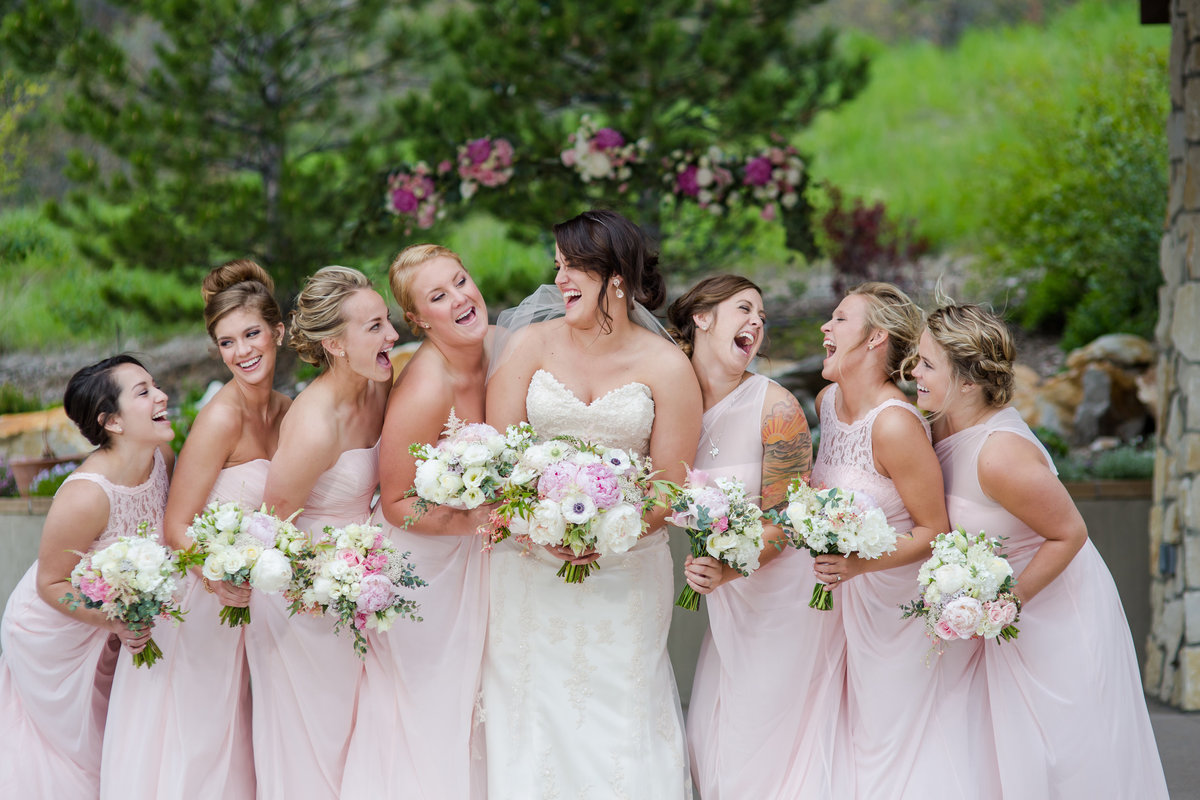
[10, 455, 83, 498]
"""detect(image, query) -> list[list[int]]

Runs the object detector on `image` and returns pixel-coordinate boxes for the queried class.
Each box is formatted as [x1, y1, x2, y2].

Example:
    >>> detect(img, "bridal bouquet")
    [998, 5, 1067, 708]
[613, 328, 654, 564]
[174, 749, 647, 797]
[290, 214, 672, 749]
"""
[184, 503, 305, 627]
[768, 478, 898, 610]
[901, 528, 1020, 646]
[291, 523, 425, 657]
[667, 469, 764, 611]
[495, 436, 659, 583]
[61, 522, 185, 668]
[409, 417, 537, 512]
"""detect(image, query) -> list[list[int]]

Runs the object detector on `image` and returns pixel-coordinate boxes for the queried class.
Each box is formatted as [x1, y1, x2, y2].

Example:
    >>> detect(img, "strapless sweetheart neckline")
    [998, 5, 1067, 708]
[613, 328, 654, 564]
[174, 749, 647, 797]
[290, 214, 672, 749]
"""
[532, 368, 649, 408]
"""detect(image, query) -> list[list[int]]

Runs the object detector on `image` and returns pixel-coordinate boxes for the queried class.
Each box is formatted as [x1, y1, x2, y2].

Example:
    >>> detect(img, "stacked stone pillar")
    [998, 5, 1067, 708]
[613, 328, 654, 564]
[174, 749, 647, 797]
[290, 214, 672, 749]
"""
[1146, 0, 1200, 710]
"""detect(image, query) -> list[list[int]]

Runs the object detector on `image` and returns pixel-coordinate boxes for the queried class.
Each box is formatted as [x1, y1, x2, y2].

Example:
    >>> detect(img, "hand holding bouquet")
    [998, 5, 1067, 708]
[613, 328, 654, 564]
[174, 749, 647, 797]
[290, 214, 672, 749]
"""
[183, 503, 305, 626]
[409, 416, 537, 513]
[667, 469, 764, 610]
[901, 528, 1020, 646]
[61, 522, 184, 668]
[292, 523, 425, 657]
[768, 478, 898, 610]
[496, 436, 658, 583]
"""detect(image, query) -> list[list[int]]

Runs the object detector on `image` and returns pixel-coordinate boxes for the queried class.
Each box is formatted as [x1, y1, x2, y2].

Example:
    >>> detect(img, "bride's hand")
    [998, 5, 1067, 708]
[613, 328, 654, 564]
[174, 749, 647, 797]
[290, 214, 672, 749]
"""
[544, 544, 601, 565]
[684, 555, 733, 594]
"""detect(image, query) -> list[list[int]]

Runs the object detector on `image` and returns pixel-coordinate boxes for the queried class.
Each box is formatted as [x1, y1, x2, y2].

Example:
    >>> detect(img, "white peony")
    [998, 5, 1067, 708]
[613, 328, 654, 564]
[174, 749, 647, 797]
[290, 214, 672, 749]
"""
[933, 563, 970, 597]
[580, 150, 613, 181]
[526, 499, 567, 546]
[593, 504, 641, 555]
[249, 548, 292, 593]
[460, 442, 492, 468]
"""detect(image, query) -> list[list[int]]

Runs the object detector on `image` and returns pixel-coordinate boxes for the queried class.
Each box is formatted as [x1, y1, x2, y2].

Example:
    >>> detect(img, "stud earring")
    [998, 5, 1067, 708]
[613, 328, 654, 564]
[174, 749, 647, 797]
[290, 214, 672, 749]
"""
[421, 323, 430, 329]
[868, 344, 875, 350]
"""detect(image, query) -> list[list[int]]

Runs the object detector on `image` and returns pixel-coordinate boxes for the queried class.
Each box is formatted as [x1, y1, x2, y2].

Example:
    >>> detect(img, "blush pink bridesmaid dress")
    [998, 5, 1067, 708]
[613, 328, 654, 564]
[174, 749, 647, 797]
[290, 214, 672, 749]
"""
[686, 374, 849, 800]
[98, 459, 264, 799]
[814, 385, 998, 799]
[936, 407, 1168, 799]
[0, 448, 168, 797]
[244, 444, 378, 800]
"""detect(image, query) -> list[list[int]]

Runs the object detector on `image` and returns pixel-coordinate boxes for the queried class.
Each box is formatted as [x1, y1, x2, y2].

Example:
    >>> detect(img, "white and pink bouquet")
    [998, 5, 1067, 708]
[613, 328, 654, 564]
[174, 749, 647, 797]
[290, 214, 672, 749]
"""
[292, 523, 425, 657]
[495, 436, 658, 583]
[61, 522, 184, 668]
[901, 528, 1020, 646]
[662, 147, 737, 215]
[667, 469, 764, 611]
[560, 115, 648, 189]
[456, 136, 515, 198]
[184, 502, 305, 627]
[742, 145, 806, 222]
[409, 415, 537, 512]
[385, 162, 445, 233]
[767, 478, 898, 610]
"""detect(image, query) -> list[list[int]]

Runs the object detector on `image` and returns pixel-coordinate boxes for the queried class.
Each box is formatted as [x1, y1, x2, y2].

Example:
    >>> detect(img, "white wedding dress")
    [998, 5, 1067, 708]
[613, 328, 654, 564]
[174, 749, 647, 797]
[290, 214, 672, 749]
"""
[482, 369, 692, 799]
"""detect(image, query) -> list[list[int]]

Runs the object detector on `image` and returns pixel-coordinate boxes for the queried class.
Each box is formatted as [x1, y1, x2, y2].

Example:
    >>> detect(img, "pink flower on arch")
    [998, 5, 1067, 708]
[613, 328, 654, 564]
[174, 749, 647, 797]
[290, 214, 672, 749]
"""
[593, 127, 625, 149]
[390, 188, 418, 214]
[676, 165, 701, 197]
[465, 137, 493, 164]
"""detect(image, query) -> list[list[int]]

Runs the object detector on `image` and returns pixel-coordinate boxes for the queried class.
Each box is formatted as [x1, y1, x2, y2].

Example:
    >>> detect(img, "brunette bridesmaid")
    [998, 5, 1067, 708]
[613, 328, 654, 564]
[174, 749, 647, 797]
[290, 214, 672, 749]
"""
[251, 266, 398, 800]
[342, 245, 491, 798]
[0, 356, 173, 795]
[914, 301, 1167, 799]
[668, 275, 848, 799]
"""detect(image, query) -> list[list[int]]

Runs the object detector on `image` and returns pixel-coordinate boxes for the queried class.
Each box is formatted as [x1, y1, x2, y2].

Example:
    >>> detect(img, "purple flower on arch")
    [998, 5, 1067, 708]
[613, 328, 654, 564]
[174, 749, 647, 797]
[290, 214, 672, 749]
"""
[593, 127, 625, 150]
[744, 156, 773, 187]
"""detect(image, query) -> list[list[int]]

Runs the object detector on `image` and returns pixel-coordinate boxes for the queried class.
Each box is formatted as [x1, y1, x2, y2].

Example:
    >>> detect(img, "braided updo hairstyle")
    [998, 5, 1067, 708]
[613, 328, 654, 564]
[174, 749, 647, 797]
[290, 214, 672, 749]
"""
[666, 274, 764, 359]
[847, 282, 924, 383]
[201, 259, 282, 341]
[287, 266, 373, 367]
[553, 209, 666, 333]
[923, 302, 1016, 407]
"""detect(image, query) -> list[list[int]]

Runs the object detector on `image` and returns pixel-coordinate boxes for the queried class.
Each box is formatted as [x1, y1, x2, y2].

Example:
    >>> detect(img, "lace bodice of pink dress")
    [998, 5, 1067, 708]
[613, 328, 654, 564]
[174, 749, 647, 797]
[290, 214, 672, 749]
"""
[0, 448, 168, 796]
[686, 375, 848, 799]
[813, 385, 997, 799]
[937, 407, 1167, 799]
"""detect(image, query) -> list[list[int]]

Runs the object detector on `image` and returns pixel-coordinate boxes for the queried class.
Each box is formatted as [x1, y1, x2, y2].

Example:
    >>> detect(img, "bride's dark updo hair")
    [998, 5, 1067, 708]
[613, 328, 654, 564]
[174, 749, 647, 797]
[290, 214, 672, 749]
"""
[553, 209, 666, 333]
[201, 259, 282, 342]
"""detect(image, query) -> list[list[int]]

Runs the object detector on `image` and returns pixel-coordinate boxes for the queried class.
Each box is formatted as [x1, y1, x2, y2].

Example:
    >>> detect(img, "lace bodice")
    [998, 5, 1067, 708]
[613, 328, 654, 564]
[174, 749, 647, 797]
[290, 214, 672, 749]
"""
[525, 369, 654, 456]
[812, 384, 928, 531]
[59, 448, 170, 547]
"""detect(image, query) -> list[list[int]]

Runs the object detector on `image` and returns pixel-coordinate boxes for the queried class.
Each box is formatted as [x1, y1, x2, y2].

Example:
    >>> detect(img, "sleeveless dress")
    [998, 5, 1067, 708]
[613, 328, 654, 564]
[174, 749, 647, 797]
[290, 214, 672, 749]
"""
[936, 407, 1168, 799]
[483, 369, 692, 800]
[686, 375, 847, 799]
[814, 385, 997, 799]
[342, 426, 488, 799]
[100, 460, 264, 799]
[0, 447, 168, 796]
[244, 444, 378, 800]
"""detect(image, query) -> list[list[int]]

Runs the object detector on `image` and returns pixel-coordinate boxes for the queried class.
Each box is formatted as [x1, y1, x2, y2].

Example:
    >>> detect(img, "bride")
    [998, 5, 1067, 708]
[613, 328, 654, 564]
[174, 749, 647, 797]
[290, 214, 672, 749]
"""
[483, 209, 701, 799]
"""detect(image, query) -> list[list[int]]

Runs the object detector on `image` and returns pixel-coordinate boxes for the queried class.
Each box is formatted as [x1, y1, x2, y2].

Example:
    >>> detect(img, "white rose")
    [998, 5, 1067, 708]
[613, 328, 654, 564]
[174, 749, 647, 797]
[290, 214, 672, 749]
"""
[213, 505, 242, 535]
[593, 504, 641, 555]
[460, 442, 492, 467]
[202, 555, 227, 581]
[219, 549, 247, 575]
[249, 549, 292, 594]
[240, 542, 263, 566]
[988, 556, 1013, 582]
[706, 531, 738, 558]
[131, 541, 166, 573]
[933, 563, 970, 597]
[527, 499, 566, 546]
[784, 501, 809, 530]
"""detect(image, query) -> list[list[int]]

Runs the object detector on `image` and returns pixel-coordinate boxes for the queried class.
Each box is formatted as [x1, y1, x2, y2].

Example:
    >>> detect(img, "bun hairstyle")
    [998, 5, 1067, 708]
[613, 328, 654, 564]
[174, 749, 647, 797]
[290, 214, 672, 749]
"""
[201, 259, 283, 341]
[388, 244, 466, 335]
[923, 302, 1017, 408]
[287, 265, 373, 367]
[64, 354, 147, 448]
[666, 274, 764, 358]
[553, 209, 666, 333]
[847, 281, 923, 383]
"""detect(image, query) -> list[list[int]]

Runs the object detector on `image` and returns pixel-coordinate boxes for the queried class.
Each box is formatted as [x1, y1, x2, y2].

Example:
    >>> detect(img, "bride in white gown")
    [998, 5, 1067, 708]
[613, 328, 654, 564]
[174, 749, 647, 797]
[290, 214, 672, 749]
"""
[484, 210, 702, 799]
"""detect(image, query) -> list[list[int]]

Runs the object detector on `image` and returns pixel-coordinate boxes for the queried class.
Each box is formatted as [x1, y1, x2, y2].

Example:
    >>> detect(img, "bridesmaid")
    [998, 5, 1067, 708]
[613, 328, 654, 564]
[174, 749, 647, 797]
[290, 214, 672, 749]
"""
[252, 265, 398, 800]
[108, 260, 289, 798]
[342, 244, 491, 798]
[914, 301, 1168, 799]
[0, 355, 173, 795]
[667, 275, 847, 799]
[810, 282, 997, 798]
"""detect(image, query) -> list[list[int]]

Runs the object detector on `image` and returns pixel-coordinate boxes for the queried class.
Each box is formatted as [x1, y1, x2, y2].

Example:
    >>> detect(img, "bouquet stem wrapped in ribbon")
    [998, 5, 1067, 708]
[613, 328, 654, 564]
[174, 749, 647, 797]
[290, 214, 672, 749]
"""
[62, 522, 185, 668]
[666, 469, 764, 611]
[767, 478, 898, 610]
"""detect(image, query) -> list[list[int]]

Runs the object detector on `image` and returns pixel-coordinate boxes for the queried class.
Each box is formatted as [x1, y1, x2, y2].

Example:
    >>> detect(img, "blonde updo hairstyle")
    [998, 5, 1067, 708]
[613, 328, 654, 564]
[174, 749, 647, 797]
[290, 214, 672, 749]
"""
[201, 259, 283, 341]
[847, 281, 923, 383]
[666, 274, 764, 359]
[922, 302, 1016, 408]
[388, 244, 466, 335]
[288, 265, 374, 367]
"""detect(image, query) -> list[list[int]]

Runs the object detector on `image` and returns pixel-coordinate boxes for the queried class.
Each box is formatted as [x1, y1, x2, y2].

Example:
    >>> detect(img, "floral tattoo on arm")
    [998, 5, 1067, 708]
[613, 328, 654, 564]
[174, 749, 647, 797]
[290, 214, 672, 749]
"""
[761, 396, 812, 513]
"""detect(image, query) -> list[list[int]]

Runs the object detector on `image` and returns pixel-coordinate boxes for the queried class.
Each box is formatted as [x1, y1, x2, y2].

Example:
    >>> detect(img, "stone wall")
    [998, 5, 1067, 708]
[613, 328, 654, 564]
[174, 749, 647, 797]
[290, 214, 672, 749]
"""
[1146, 0, 1200, 710]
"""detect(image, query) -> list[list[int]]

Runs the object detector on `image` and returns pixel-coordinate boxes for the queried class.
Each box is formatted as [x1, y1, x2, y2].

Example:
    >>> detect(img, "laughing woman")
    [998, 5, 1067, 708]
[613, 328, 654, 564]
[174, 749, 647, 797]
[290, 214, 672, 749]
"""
[667, 275, 848, 799]
[342, 245, 492, 798]
[0, 356, 173, 796]
[914, 301, 1167, 799]
[251, 266, 398, 800]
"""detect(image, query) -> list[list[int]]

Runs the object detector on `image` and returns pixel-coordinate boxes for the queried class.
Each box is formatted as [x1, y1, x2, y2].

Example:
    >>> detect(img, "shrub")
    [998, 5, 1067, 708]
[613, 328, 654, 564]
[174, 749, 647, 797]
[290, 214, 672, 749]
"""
[818, 183, 928, 295]
[0, 384, 43, 414]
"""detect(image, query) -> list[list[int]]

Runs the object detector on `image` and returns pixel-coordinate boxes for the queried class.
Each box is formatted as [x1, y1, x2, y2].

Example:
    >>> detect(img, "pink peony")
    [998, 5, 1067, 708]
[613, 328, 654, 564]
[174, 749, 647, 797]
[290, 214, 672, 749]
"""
[465, 137, 493, 164]
[934, 619, 959, 640]
[538, 462, 579, 501]
[364, 552, 389, 573]
[81, 575, 112, 604]
[355, 573, 396, 614]
[577, 462, 621, 509]
[244, 513, 278, 547]
[593, 127, 625, 149]
[676, 165, 701, 197]
[744, 156, 773, 186]
[391, 188, 418, 213]
[942, 596, 984, 639]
